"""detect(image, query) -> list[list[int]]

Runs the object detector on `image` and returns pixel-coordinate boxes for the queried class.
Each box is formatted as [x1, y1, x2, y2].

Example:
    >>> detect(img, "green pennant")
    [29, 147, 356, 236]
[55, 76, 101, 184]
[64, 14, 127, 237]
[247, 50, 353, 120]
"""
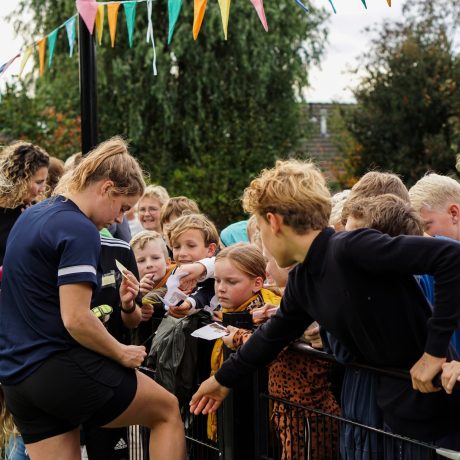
[361, 0, 367, 8]
[123, 2, 137, 48]
[168, 0, 183, 45]
[48, 28, 59, 68]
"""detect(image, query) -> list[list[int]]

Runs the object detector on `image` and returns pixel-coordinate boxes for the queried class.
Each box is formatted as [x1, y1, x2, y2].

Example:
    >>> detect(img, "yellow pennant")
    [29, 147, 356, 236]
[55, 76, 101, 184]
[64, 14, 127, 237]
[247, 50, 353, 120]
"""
[386, 0, 391, 5]
[193, 0, 207, 40]
[96, 4, 105, 45]
[108, 2, 121, 48]
[19, 46, 33, 78]
[218, 0, 231, 40]
[37, 37, 47, 77]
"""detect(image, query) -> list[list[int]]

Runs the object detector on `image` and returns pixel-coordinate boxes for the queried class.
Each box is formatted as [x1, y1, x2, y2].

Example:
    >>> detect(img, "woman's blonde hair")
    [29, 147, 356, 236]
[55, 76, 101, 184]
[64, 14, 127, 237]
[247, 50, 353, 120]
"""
[130, 230, 169, 259]
[216, 243, 266, 280]
[242, 159, 331, 234]
[0, 141, 50, 208]
[0, 388, 17, 451]
[54, 137, 145, 197]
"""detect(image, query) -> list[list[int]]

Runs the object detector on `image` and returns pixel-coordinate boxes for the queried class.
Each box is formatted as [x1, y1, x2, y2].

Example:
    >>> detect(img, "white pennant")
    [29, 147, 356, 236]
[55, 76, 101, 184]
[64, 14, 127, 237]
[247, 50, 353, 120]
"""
[146, 0, 157, 76]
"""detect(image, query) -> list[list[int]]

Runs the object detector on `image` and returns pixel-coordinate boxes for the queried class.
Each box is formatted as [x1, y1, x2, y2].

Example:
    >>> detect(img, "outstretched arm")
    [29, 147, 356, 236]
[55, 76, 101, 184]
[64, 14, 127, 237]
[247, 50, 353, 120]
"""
[189, 376, 230, 415]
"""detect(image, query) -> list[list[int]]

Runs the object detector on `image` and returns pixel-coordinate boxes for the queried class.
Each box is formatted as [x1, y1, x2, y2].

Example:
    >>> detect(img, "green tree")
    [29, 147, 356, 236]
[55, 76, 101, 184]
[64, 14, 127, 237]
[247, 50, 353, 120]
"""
[2, 0, 328, 227]
[338, 0, 460, 186]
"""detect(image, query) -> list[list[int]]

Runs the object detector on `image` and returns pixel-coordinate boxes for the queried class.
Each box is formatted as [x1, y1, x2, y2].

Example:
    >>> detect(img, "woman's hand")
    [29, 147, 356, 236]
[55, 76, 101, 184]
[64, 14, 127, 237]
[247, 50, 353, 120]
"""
[251, 303, 278, 325]
[140, 303, 154, 321]
[119, 270, 140, 310]
[118, 344, 147, 368]
[189, 376, 230, 415]
[303, 322, 322, 348]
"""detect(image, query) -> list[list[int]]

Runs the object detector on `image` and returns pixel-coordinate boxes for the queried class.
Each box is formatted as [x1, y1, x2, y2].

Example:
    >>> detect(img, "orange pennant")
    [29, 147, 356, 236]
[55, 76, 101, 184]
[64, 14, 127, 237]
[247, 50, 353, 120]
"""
[108, 2, 121, 48]
[193, 0, 207, 40]
[386, 0, 391, 5]
[37, 37, 47, 77]
[96, 4, 105, 45]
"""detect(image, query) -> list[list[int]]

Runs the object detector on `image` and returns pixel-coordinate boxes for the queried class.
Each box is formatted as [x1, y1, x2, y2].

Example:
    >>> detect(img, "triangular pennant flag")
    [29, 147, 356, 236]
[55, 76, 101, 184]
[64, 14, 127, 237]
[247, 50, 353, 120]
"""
[168, 0, 183, 45]
[108, 3, 121, 48]
[386, 0, 391, 6]
[193, 0, 207, 40]
[361, 0, 367, 8]
[37, 37, 47, 77]
[249, 0, 268, 32]
[123, 2, 137, 48]
[65, 17, 76, 57]
[294, 0, 309, 13]
[0, 54, 20, 77]
[146, 0, 158, 75]
[76, 0, 98, 34]
[217, 0, 231, 40]
[328, 0, 337, 14]
[19, 47, 32, 78]
[95, 4, 105, 46]
[47, 28, 58, 68]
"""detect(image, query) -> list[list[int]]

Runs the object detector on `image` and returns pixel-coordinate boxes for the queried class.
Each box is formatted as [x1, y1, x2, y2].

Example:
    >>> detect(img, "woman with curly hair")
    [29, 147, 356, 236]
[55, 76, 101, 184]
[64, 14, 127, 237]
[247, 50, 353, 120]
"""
[0, 142, 50, 265]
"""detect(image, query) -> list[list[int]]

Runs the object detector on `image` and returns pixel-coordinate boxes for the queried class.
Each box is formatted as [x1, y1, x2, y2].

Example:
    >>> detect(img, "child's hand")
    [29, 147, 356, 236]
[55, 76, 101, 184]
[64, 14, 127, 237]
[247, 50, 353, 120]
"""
[222, 325, 238, 350]
[140, 303, 154, 321]
[251, 303, 278, 324]
[119, 270, 140, 309]
[168, 301, 193, 318]
[303, 322, 322, 348]
[139, 274, 156, 295]
[441, 361, 460, 394]
[176, 263, 205, 290]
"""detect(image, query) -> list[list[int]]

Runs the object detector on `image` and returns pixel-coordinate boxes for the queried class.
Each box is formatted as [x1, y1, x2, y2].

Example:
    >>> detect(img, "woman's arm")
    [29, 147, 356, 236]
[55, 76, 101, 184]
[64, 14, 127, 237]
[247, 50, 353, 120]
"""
[60, 281, 146, 368]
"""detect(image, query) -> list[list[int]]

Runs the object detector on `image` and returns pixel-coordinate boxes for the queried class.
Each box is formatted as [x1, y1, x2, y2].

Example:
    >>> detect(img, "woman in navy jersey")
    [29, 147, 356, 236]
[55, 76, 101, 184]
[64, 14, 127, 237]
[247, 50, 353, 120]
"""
[0, 137, 185, 460]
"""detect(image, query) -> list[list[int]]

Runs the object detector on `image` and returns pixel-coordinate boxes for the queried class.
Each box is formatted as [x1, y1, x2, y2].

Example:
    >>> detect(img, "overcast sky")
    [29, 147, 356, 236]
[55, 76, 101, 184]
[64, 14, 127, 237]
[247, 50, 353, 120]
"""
[0, 0, 404, 101]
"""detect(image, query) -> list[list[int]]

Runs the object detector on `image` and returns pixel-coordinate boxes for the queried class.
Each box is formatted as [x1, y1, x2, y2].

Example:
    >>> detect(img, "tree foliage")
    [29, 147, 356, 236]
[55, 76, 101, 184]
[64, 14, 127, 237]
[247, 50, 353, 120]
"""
[338, 0, 460, 187]
[1, 0, 328, 227]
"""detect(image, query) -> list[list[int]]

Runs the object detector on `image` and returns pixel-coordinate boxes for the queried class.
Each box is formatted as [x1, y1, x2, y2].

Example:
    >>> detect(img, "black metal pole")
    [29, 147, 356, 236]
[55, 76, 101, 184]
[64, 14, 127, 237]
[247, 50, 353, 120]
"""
[78, 15, 98, 155]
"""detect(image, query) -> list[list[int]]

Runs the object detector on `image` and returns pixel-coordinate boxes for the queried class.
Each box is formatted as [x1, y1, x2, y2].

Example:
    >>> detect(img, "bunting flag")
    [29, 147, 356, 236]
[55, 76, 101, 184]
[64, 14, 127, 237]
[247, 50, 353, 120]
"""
[48, 28, 59, 68]
[108, 2, 121, 48]
[95, 4, 105, 46]
[123, 2, 137, 48]
[65, 17, 76, 57]
[328, 0, 337, 14]
[217, 0, 231, 40]
[18, 47, 33, 78]
[0, 54, 20, 77]
[37, 37, 47, 77]
[193, 0, 207, 40]
[76, 0, 98, 34]
[361, 0, 367, 8]
[386, 0, 391, 5]
[294, 0, 309, 13]
[168, 0, 183, 45]
[250, 0, 268, 32]
[146, 0, 158, 75]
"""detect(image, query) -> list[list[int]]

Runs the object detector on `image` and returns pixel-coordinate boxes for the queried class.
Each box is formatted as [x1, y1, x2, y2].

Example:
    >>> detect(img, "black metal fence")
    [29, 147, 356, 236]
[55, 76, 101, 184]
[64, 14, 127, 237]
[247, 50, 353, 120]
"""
[132, 345, 460, 460]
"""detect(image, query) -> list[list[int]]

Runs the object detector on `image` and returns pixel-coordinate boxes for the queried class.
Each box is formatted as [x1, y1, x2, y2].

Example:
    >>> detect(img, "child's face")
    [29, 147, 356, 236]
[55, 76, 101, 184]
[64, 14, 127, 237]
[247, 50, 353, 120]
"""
[134, 240, 170, 281]
[171, 229, 216, 265]
[214, 259, 263, 309]
[419, 205, 459, 240]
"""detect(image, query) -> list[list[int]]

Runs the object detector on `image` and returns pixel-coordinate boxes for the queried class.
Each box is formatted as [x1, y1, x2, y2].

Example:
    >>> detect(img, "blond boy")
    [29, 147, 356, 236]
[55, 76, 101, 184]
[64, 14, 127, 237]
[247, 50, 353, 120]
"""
[409, 173, 460, 239]
[166, 214, 218, 318]
[191, 159, 460, 450]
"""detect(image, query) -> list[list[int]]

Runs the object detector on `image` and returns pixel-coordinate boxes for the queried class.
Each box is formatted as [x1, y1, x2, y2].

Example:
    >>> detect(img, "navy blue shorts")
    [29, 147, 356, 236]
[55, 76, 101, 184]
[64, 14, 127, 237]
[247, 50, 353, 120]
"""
[3, 347, 137, 444]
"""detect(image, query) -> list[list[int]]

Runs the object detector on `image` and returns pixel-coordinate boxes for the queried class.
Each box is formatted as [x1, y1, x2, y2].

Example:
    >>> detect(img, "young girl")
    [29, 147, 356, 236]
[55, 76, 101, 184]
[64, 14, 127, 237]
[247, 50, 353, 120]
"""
[0, 137, 185, 460]
[208, 243, 281, 441]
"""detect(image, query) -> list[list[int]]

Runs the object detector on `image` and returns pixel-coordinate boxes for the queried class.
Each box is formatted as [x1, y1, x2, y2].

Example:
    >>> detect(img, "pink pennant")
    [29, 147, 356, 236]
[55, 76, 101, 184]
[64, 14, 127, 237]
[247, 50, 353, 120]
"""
[250, 0, 268, 32]
[76, 0, 98, 34]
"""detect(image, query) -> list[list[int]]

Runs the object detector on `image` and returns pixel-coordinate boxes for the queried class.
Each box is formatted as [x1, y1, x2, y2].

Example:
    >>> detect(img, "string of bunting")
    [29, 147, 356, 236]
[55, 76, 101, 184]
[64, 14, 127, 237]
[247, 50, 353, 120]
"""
[0, 0, 393, 83]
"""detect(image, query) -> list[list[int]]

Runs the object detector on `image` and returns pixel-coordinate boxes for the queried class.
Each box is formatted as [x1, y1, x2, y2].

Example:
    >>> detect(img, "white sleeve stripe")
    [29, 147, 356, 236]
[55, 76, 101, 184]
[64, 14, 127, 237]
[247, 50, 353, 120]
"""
[58, 265, 97, 277]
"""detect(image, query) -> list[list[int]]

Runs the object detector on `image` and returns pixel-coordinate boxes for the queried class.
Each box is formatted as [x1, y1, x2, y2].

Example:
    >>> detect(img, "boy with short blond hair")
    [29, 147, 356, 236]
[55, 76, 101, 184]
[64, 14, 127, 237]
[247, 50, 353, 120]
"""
[191, 159, 460, 451]
[160, 196, 200, 230]
[166, 213, 219, 317]
[409, 173, 460, 239]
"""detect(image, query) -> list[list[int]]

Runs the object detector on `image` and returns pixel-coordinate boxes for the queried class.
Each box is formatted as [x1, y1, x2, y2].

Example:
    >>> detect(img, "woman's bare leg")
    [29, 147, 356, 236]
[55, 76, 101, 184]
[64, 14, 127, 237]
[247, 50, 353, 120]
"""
[103, 370, 185, 460]
[25, 428, 81, 460]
